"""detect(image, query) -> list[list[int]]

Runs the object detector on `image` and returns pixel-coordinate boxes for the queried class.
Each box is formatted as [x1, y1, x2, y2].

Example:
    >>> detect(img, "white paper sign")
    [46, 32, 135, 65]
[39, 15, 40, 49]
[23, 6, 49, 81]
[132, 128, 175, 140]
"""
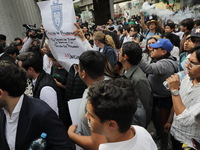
[37, 0, 85, 71]
[68, 98, 83, 150]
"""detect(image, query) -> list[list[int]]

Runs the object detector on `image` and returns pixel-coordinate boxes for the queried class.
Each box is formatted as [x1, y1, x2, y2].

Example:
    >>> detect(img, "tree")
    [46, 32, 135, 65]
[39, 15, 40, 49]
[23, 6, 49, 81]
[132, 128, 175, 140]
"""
[92, 0, 111, 25]
[74, 4, 81, 16]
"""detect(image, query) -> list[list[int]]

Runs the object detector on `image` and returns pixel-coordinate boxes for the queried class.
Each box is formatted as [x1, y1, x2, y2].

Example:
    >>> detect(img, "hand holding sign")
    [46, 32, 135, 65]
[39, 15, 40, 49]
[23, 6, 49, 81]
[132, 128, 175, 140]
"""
[38, 0, 85, 71]
[73, 23, 86, 42]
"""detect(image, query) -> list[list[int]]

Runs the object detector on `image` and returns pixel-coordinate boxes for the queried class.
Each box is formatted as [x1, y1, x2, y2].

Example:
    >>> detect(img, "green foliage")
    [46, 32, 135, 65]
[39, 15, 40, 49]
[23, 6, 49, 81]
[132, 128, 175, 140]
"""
[74, 4, 81, 16]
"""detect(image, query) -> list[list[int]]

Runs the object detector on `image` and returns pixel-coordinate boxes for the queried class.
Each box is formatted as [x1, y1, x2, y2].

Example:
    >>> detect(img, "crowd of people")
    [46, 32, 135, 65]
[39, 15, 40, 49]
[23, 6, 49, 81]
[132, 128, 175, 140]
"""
[0, 11, 200, 150]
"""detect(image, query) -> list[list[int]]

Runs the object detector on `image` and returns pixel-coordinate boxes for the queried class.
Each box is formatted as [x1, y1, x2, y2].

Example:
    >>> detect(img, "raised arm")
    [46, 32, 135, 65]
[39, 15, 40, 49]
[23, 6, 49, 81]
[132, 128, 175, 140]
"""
[140, 12, 148, 32]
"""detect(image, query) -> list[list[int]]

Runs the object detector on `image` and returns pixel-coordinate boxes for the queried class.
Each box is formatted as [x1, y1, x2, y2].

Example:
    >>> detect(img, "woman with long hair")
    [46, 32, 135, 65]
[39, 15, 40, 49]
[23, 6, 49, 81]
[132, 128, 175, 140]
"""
[93, 31, 117, 68]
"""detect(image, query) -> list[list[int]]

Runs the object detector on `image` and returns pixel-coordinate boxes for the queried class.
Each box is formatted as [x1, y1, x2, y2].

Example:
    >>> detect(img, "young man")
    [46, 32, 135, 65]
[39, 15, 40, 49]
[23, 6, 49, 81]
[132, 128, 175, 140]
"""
[166, 46, 200, 149]
[68, 50, 107, 150]
[118, 41, 152, 126]
[85, 78, 157, 150]
[140, 13, 161, 40]
[122, 26, 132, 44]
[164, 22, 180, 48]
[0, 60, 73, 150]
[129, 25, 143, 44]
[139, 39, 178, 149]
[17, 52, 59, 115]
[179, 18, 194, 53]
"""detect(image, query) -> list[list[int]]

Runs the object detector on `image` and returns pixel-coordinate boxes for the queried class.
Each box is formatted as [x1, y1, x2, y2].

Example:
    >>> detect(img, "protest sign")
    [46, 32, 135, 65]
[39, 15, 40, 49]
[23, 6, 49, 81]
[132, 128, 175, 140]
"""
[38, 0, 85, 71]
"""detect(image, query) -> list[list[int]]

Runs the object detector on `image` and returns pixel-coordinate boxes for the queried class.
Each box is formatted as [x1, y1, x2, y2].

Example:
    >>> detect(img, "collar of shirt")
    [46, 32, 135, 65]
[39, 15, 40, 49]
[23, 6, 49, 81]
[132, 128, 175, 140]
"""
[2, 94, 24, 121]
[32, 78, 37, 87]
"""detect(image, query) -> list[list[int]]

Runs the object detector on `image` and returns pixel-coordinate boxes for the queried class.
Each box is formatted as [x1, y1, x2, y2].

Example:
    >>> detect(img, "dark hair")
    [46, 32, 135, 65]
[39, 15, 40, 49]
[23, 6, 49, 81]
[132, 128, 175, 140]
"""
[163, 32, 176, 46]
[88, 78, 137, 133]
[108, 18, 114, 23]
[123, 26, 131, 33]
[0, 42, 4, 53]
[17, 52, 43, 73]
[194, 20, 200, 26]
[0, 61, 27, 97]
[132, 25, 140, 33]
[181, 18, 194, 31]
[14, 37, 23, 45]
[164, 23, 175, 30]
[190, 45, 200, 62]
[191, 37, 200, 46]
[4, 46, 19, 56]
[118, 27, 123, 34]
[122, 41, 142, 65]
[79, 50, 106, 79]
[0, 34, 6, 41]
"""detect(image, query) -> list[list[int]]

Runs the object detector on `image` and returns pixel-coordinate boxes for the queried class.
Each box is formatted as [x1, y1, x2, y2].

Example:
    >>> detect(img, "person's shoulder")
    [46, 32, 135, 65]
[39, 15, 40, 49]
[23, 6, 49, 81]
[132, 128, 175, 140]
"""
[132, 125, 153, 137]
[24, 95, 53, 113]
[104, 44, 115, 52]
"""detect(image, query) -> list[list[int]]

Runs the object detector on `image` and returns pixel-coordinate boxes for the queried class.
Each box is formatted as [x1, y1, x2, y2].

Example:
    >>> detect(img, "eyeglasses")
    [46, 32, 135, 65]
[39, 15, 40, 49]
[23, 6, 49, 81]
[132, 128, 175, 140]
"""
[185, 58, 200, 69]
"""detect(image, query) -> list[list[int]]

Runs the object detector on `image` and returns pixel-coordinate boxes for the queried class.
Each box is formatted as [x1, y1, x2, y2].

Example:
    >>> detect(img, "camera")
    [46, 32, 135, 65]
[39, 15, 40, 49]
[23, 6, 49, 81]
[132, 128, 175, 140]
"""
[23, 24, 43, 39]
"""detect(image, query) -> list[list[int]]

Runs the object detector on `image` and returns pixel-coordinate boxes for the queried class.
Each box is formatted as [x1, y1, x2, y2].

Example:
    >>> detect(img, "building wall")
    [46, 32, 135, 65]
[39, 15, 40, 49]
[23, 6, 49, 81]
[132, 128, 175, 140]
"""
[0, 0, 42, 44]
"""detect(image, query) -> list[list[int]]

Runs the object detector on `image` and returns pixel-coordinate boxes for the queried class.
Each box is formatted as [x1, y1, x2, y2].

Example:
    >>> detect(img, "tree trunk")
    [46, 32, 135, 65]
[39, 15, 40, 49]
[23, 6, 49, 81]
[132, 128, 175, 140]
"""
[93, 0, 111, 25]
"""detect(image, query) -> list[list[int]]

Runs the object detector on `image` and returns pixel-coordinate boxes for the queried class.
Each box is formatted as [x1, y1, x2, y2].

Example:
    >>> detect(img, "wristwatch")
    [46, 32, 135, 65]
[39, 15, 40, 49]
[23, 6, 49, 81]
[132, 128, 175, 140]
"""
[171, 89, 179, 96]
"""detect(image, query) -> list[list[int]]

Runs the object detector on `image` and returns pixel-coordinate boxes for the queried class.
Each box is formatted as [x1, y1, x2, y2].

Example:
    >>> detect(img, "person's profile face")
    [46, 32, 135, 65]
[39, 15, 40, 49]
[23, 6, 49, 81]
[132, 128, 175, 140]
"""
[85, 101, 104, 134]
[184, 36, 195, 51]
[165, 26, 173, 33]
[186, 52, 200, 79]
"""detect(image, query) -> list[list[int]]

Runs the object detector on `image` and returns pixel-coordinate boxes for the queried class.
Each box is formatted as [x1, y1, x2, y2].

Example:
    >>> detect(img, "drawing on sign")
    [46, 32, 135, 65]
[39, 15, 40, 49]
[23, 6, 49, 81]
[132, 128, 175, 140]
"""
[51, 0, 63, 31]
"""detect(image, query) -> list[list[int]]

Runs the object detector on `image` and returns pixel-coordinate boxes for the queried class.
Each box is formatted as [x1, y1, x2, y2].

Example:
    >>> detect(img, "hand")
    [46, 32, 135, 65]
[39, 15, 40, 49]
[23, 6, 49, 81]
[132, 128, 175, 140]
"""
[68, 124, 78, 134]
[164, 122, 171, 133]
[166, 74, 180, 91]
[73, 23, 86, 41]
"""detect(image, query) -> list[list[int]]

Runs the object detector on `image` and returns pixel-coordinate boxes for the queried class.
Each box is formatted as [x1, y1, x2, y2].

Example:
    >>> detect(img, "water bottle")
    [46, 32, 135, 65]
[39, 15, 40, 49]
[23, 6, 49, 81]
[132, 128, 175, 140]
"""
[28, 132, 47, 150]
[163, 71, 187, 89]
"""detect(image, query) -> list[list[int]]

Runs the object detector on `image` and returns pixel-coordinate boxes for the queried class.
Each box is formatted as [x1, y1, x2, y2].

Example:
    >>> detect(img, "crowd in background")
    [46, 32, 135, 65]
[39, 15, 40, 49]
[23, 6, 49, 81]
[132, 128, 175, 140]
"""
[1, 11, 200, 150]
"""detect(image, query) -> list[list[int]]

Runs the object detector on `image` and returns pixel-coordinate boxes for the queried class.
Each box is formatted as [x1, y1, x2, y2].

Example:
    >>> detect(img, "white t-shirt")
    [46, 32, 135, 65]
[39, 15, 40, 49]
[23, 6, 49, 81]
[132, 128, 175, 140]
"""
[99, 125, 157, 150]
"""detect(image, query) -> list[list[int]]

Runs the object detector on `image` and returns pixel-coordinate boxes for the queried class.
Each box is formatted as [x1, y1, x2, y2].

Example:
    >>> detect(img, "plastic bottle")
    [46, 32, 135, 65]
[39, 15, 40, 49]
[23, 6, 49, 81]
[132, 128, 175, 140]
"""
[163, 71, 187, 89]
[28, 132, 47, 150]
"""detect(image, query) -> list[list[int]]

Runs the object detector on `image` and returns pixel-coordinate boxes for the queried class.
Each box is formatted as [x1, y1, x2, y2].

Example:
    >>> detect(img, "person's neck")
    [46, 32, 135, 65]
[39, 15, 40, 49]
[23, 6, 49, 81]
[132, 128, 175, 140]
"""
[193, 78, 200, 85]
[184, 30, 190, 34]
[86, 76, 104, 87]
[4, 96, 21, 116]
[123, 61, 132, 72]
[33, 72, 40, 80]
[125, 33, 129, 37]
[150, 28, 156, 32]
[106, 126, 135, 143]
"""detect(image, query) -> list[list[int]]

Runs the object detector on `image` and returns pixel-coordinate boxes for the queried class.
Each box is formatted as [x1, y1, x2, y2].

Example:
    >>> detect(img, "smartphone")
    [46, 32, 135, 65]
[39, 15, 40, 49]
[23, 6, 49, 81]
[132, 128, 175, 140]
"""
[192, 138, 200, 150]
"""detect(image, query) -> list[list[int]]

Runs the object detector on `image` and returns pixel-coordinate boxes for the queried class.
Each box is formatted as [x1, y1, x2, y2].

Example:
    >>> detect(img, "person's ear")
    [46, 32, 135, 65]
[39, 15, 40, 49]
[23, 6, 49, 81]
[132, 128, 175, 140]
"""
[162, 49, 168, 55]
[80, 70, 86, 79]
[124, 54, 129, 61]
[0, 89, 7, 98]
[107, 120, 118, 130]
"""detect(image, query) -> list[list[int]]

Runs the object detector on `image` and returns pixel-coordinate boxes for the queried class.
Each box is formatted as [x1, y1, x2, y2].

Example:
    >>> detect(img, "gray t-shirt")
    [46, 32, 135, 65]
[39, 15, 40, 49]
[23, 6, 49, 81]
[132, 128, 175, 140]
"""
[79, 88, 91, 136]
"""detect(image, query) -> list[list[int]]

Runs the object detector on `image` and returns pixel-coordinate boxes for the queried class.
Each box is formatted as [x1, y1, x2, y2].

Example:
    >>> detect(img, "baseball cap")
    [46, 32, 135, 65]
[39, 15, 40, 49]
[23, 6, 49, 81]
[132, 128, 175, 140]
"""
[188, 25, 200, 39]
[149, 39, 173, 52]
